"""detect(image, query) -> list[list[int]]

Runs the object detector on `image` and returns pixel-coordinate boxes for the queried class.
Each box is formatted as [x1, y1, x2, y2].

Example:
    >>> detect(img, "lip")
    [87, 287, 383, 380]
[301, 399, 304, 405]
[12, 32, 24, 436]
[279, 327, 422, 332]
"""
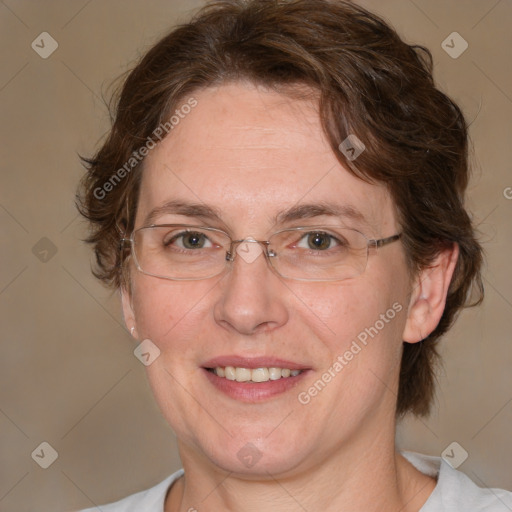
[202, 367, 311, 402]
[202, 355, 310, 371]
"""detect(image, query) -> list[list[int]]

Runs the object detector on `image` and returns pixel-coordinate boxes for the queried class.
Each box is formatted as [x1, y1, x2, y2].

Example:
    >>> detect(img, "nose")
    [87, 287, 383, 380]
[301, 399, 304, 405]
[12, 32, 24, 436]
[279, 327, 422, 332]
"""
[213, 241, 289, 336]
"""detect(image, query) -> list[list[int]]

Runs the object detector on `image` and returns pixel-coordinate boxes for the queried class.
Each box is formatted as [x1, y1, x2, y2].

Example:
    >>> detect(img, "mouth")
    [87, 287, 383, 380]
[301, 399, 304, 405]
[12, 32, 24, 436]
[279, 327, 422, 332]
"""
[206, 366, 303, 382]
[201, 356, 311, 402]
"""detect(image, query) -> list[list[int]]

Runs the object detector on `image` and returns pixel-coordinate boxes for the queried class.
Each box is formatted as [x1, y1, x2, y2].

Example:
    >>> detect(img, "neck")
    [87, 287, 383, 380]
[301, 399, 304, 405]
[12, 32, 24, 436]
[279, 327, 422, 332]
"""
[165, 415, 436, 512]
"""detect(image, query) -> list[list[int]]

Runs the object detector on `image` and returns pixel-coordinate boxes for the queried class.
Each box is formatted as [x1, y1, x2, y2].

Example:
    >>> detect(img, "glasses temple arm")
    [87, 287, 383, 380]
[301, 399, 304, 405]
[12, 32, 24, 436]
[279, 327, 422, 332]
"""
[371, 233, 402, 248]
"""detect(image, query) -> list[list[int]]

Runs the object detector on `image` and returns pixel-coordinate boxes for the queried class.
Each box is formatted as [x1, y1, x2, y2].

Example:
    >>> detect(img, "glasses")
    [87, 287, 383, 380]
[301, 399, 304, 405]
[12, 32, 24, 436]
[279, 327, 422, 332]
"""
[121, 224, 401, 282]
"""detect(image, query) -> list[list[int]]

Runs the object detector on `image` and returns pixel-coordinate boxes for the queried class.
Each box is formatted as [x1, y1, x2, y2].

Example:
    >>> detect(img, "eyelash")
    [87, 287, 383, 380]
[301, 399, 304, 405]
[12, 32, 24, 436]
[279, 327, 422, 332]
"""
[162, 230, 347, 253]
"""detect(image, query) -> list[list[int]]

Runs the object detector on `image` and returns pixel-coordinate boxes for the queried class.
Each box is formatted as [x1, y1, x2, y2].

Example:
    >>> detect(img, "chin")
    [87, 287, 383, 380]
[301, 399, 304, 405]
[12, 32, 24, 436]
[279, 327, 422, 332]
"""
[210, 447, 304, 478]
[193, 426, 308, 478]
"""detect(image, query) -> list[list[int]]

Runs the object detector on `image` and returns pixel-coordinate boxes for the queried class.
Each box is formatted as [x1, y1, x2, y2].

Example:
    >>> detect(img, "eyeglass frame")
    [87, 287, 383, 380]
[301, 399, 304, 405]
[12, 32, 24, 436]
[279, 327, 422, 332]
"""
[120, 224, 402, 282]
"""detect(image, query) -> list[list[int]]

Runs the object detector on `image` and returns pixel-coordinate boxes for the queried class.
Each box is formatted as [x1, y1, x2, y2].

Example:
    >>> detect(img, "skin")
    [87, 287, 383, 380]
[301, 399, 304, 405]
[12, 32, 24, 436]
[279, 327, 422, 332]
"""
[121, 82, 459, 512]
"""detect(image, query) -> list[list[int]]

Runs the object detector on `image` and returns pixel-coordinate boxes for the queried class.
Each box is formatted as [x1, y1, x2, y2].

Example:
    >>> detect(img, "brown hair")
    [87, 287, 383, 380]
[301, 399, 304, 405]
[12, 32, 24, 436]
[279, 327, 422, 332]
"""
[77, 0, 483, 417]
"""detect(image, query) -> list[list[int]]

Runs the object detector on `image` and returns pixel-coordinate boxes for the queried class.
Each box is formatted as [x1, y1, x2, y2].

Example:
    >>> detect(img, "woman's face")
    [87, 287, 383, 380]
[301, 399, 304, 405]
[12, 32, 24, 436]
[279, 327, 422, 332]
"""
[122, 82, 415, 476]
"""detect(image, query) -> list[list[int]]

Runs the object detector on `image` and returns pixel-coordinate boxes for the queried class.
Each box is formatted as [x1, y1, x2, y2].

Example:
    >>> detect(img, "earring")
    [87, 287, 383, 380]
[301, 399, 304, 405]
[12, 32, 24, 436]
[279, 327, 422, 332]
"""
[130, 327, 135, 336]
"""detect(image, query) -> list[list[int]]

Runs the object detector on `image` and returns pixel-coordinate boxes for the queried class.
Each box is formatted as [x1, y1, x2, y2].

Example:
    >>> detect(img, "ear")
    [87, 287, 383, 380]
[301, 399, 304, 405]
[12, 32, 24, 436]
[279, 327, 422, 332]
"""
[403, 243, 459, 343]
[120, 285, 138, 339]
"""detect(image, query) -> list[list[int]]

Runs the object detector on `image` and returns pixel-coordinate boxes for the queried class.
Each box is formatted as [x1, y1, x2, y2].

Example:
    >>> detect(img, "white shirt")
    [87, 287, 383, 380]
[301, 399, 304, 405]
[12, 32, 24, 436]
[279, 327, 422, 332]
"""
[78, 451, 512, 511]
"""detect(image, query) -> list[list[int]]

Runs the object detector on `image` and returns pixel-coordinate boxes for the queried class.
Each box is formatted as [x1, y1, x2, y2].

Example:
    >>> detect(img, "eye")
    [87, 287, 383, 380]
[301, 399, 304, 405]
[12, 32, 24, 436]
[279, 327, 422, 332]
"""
[296, 231, 341, 251]
[165, 231, 213, 250]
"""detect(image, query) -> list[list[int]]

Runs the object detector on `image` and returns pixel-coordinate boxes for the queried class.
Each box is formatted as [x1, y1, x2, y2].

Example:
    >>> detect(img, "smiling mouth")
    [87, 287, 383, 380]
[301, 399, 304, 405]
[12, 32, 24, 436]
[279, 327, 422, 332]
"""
[206, 366, 304, 383]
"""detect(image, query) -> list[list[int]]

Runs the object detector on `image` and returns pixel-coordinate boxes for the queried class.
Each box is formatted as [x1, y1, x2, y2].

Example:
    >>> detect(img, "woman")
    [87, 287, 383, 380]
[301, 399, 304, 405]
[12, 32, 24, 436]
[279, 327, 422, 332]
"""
[77, 0, 512, 510]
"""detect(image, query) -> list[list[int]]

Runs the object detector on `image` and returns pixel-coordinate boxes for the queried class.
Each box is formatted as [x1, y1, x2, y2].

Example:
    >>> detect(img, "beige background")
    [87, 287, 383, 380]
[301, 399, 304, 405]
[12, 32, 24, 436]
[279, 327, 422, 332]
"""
[0, 1, 510, 510]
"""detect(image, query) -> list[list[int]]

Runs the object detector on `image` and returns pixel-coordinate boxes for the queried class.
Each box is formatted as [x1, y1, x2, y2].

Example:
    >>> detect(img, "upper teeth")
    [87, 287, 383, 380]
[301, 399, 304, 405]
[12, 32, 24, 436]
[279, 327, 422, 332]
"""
[213, 366, 302, 382]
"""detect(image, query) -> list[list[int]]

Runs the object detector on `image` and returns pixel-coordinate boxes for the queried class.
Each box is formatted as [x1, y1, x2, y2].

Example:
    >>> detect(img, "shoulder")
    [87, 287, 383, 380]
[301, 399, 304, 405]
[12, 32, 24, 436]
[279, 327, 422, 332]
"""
[76, 468, 184, 512]
[402, 451, 512, 511]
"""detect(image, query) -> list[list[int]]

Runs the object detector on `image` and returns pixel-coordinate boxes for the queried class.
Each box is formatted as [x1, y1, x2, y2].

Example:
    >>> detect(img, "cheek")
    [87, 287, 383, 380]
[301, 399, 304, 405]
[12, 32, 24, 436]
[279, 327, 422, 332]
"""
[130, 275, 220, 353]
[293, 278, 407, 352]
[129, 276, 221, 434]
[293, 273, 409, 413]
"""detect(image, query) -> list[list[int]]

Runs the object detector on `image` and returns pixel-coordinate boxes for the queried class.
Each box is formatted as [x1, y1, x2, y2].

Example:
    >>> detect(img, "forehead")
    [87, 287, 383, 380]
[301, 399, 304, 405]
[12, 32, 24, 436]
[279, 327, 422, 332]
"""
[137, 82, 397, 236]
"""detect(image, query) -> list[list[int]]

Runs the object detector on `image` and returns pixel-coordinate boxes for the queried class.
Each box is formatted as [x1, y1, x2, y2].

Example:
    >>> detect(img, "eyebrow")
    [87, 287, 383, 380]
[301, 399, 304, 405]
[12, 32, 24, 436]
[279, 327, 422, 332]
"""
[143, 200, 224, 226]
[143, 199, 371, 229]
[273, 202, 370, 227]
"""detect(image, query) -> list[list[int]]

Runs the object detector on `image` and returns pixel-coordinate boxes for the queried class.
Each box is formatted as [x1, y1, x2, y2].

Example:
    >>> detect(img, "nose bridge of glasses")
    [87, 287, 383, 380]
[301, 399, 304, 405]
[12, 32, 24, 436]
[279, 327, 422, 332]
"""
[226, 238, 271, 263]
